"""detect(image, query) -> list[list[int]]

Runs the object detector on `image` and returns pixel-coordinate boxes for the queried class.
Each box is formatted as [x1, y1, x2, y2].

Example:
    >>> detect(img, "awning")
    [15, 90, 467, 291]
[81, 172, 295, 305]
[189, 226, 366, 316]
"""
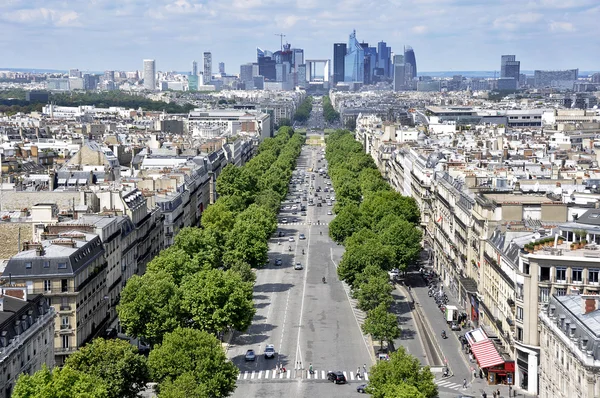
[471, 339, 504, 369]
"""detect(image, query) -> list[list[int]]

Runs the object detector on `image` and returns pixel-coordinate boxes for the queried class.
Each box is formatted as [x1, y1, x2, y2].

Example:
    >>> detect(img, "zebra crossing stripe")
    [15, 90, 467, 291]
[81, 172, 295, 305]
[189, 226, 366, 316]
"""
[258, 371, 262, 379]
[364, 372, 369, 381]
[321, 370, 326, 380]
[287, 371, 291, 379]
[343, 371, 347, 380]
[251, 371, 255, 379]
[349, 372, 354, 380]
[244, 371, 248, 380]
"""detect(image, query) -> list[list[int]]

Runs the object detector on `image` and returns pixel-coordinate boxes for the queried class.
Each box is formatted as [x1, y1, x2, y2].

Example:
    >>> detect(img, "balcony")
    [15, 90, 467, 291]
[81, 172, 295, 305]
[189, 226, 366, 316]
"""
[59, 305, 72, 313]
[55, 346, 77, 355]
[60, 324, 71, 330]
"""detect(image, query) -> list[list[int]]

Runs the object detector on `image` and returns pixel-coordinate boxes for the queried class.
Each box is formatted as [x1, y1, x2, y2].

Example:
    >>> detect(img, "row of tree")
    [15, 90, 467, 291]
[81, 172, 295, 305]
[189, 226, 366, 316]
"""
[325, 130, 436, 398]
[322, 95, 339, 123]
[292, 96, 313, 123]
[52, 91, 195, 113]
[12, 127, 305, 398]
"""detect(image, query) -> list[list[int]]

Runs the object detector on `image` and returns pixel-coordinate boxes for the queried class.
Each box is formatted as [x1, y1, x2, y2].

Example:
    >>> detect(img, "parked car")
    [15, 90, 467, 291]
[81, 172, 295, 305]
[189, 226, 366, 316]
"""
[245, 349, 256, 361]
[451, 322, 461, 331]
[264, 344, 276, 359]
[327, 371, 346, 384]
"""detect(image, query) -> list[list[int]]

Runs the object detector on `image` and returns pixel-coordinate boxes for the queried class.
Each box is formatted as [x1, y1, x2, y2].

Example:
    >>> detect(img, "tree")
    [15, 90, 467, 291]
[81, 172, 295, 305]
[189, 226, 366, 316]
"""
[328, 203, 363, 243]
[200, 201, 236, 232]
[65, 338, 150, 398]
[374, 383, 426, 398]
[148, 328, 238, 398]
[367, 346, 437, 398]
[146, 246, 200, 285]
[359, 168, 390, 195]
[117, 271, 183, 346]
[337, 241, 394, 287]
[13, 365, 109, 398]
[361, 304, 400, 349]
[226, 258, 256, 283]
[377, 216, 423, 271]
[236, 204, 277, 241]
[174, 227, 223, 270]
[354, 270, 393, 312]
[276, 118, 291, 128]
[180, 269, 255, 335]
[361, 190, 421, 228]
[223, 220, 269, 269]
[254, 189, 282, 214]
[156, 372, 208, 398]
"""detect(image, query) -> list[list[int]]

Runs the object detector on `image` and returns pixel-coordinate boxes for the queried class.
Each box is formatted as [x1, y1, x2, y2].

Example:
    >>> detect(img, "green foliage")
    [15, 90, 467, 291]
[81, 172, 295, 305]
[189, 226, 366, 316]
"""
[377, 216, 423, 271]
[361, 304, 401, 349]
[322, 96, 339, 123]
[223, 220, 270, 269]
[359, 168, 390, 195]
[181, 269, 255, 334]
[337, 239, 394, 287]
[354, 269, 393, 312]
[254, 189, 283, 214]
[200, 201, 236, 232]
[361, 190, 420, 228]
[65, 338, 150, 398]
[13, 364, 109, 398]
[293, 96, 313, 123]
[117, 271, 183, 346]
[146, 246, 200, 285]
[174, 227, 223, 270]
[367, 347, 437, 398]
[328, 203, 363, 244]
[276, 118, 291, 128]
[51, 91, 194, 113]
[148, 328, 238, 398]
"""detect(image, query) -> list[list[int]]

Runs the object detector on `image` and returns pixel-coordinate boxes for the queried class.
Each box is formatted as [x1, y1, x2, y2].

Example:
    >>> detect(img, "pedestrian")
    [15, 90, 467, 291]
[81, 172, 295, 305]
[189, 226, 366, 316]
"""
[479, 369, 484, 379]
[363, 364, 367, 374]
[482, 392, 487, 398]
[357, 366, 361, 379]
[469, 353, 473, 362]
[493, 391, 497, 398]
[463, 378, 467, 389]
[496, 388, 500, 397]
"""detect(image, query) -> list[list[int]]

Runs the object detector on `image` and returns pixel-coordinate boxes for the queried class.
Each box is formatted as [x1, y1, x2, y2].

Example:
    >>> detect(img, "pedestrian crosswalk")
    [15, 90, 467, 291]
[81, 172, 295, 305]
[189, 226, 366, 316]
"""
[277, 222, 329, 226]
[236, 369, 369, 382]
[435, 378, 463, 391]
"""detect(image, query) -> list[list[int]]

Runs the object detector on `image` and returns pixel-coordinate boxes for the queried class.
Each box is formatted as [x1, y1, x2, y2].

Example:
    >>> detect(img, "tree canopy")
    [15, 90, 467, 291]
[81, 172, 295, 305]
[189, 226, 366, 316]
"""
[13, 365, 109, 398]
[361, 303, 401, 349]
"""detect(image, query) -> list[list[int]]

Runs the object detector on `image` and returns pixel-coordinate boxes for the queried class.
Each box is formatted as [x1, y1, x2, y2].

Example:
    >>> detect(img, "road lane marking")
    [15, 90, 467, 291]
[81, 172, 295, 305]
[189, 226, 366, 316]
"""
[343, 371, 348, 380]
[251, 371, 255, 379]
[258, 371, 262, 379]
[244, 371, 248, 380]
[349, 372, 354, 380]
[322, 370, 325, 379]
[364, 372, 369, 381]
[287, 371, 291, 379]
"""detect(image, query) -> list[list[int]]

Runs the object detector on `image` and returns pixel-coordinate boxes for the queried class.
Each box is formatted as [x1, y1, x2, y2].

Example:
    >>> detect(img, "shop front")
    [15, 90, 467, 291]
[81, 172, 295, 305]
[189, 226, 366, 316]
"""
[486, 360, 515, 386]
[465, 328, 514, 386]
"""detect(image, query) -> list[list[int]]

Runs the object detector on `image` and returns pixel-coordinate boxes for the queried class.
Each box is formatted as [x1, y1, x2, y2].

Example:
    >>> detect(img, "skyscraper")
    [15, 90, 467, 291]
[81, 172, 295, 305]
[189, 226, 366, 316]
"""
[393, 54, 405, 91]
[500, 55, 520, 89]
[203, 52, 212, 85]
[377, 41, 391, 78]
[192, 60, 198, 76]
[240, 63, 254, 89]
[219, 62, 225, 74]
[344, 30, 364, 83]
[143, 59, 155, 91]
[404, 46, 417, 80]
[333, 43, 346, 84]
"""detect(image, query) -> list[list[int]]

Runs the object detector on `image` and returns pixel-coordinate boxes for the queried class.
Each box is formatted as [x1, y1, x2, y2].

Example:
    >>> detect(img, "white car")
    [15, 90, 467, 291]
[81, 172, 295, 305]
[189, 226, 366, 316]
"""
[289, 236, 295, 242]
[291, 205, 298, 210]
[264, 344, 276, 359]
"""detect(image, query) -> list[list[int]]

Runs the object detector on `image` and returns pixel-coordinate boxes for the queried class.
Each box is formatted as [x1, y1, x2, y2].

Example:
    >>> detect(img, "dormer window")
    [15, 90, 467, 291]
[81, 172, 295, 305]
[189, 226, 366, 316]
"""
[25, 262, 32, 269]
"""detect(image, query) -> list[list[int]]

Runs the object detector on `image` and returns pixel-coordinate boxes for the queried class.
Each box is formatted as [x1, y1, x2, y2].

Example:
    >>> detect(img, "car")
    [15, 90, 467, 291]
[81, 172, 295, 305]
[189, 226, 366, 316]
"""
[301, 212, 307, 216]
[264, 344, 276, 359]
[289, 236, 294, 242]
[275, 258, 282, 266]
[294, 263, 303, 270]
[299, 233, 306, 240]
[245, 349, 256, 361]
[451, 322, 461, 331]
[327, 371, 346, 384]
[327, 210, 333, 215]
[281, 218, 288, 224]
[291, 205, 298, 210]
[317, 203, 322, 207]
[284, 206, 291, 210]
[327, 201, 332, 206]
[357, 383, 368, 393]
[292, 211, 297, 215]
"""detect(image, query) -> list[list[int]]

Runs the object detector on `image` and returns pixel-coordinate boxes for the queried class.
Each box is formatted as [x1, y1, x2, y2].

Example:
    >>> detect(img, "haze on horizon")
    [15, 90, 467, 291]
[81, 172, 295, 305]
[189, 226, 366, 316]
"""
[1, 0, 598, 73]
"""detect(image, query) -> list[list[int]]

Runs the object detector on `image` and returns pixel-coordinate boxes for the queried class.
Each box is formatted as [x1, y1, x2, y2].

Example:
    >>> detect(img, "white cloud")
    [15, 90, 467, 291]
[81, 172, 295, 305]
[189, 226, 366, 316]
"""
[5, 7, 81, 27]
[549, 20, 575, 31]
[412, 25, 428, 34]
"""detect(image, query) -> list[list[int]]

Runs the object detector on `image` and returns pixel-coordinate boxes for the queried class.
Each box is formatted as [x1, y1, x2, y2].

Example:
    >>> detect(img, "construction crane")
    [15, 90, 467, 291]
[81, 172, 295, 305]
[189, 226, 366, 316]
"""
[274, 33, 286, 52]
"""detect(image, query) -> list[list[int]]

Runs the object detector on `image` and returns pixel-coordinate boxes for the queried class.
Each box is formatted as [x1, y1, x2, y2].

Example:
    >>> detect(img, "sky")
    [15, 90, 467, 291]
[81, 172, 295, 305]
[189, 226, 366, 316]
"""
[1, 0, 599, 74]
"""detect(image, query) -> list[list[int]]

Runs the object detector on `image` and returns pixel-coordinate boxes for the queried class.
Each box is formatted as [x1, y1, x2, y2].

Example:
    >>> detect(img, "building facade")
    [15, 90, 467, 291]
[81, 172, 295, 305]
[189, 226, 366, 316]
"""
[203, 52, 212, 85]
[344, 30, 364, 83]
[143, 59, 156, 91]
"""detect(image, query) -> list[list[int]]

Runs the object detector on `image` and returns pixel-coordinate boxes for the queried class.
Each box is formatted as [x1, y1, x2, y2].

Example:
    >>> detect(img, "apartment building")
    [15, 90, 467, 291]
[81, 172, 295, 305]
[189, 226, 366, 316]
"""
[539, 294, 600, 398]
[0, 289, 55, 398]
[2, 232, 107, 365]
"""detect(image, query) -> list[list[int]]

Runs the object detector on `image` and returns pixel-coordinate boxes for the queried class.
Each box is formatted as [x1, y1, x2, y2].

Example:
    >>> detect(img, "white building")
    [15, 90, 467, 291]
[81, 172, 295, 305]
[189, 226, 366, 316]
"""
[143, 59, 156, 91]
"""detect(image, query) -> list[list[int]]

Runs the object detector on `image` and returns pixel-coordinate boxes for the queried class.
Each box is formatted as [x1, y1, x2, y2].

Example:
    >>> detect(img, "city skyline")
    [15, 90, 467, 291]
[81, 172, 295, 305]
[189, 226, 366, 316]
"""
[1, 1, 598, 73]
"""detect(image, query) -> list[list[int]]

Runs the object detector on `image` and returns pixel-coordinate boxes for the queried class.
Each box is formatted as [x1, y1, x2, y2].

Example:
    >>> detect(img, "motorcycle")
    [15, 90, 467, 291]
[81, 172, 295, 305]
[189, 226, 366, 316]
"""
[302, 249, 305, 255]
[441, 331, 447, 339]
[289, 246, 292, 252]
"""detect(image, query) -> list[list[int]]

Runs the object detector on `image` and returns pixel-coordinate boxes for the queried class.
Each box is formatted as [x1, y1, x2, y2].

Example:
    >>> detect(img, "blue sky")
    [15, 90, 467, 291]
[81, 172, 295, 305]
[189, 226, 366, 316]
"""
[1, 0, 598, 73]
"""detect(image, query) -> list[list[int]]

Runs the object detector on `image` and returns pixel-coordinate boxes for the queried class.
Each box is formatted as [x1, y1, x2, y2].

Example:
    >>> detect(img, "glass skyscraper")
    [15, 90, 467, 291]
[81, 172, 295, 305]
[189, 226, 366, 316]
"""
[404, 46, 417, 80]
[344, 30, 364, 83]
[333, 43, 346, 84]
[377, 41, 391, 78]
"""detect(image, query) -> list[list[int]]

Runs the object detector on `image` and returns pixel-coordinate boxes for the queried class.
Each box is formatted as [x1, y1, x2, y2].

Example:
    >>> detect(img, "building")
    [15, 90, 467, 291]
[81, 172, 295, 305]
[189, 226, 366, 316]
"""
[240, 64, 254, 89]
[188, 74, 199, 91]
[393, 63, 406, 92]
[0, 289, 55, 398]
[539, 294, 600, 398]
[404, 46, 417, 80]
[534, 69, 578, 89]
[2, 232, 109, 365]
[192, 60, 198, 76]
[333, 43, 347, 85]
[203, 52, 212, 85]
[501, 55, 520, 83]
[377, 41, 391, 78]
[218, 62, 225, 75]
[344, 30, 364, 83]
[47, 78, 70, 91]
[143, 59, 156, 91]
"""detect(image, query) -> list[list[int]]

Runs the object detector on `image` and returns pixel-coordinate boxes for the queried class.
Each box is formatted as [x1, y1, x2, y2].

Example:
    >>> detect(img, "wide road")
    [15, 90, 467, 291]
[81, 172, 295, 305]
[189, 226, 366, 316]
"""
[227, 134, 372, 398]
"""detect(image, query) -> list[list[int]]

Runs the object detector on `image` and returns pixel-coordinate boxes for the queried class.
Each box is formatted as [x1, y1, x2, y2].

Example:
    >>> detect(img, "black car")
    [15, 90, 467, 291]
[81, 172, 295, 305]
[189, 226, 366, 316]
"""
[327, 371, 346, 384]
[357, 383, 368, 393]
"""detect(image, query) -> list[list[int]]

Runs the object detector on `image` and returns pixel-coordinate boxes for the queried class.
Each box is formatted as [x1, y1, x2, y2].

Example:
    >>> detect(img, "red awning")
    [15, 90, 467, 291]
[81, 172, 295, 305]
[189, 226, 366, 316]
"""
[471, 339, 504, 369]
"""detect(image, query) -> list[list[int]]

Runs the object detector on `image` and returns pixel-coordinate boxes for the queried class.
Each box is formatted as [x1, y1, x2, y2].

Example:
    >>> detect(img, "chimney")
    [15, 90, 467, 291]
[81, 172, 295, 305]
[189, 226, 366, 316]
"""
[582, 295, 599, 315]
[2, 287, 27, 301]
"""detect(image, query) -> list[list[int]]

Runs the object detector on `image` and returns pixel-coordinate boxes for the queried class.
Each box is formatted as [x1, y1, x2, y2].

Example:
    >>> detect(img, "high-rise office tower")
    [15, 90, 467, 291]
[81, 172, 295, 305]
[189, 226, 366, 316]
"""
[344, 30, 364, 83]
[143, 59, 155, 91]
[69, 69, 81, 78]
[377, 41, 391, 78]
[240, 63, 254, 89]
[333, 43, 346, 84]
[203, 52, 212, 84]
[364, 46, 377, 85]
[104, 70, 115, 82]
[393, 54, 405, 91]
[500, 55, 520, 89]
[404, 46, 417, 80]
[192, 60, 198, 76]
[219, 62, 225, 74]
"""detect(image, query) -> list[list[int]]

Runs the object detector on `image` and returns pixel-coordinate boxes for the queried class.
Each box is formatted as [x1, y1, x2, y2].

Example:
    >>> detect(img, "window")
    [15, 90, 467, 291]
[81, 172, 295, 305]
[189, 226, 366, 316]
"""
[58, 262, 67, 269]
[589, 269, 599, 284]
[516, 306, 524, 321]
[555, 288, 567, 296]
[516, 327, 523, 342]
[61, 279, 68, 293]
[572, 268, 583, 283]
[43, 280, 51, 291]
[43, 261, 50, 268]
[61, 316, 69, 328]
[61, 335, 69, 349]
[539, 287, 550, 303]
[25, 262, 32, 269]
[556, 267, 567, 282]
